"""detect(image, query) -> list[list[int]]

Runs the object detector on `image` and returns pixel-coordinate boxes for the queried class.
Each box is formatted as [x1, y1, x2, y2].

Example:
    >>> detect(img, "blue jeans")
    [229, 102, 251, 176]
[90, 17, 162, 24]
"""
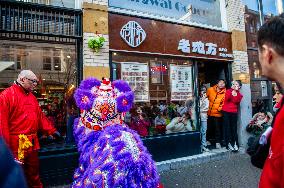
[200, 120, 207, 147]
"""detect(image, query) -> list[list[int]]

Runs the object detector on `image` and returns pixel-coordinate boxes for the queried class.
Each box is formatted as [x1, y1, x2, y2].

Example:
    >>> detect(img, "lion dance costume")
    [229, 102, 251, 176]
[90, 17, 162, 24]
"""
[72, 78, 161, 188]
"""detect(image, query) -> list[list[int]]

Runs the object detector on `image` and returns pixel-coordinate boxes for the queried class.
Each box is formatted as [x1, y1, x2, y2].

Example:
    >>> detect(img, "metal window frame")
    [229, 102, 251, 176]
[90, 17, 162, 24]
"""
[0, 0, 83, 84]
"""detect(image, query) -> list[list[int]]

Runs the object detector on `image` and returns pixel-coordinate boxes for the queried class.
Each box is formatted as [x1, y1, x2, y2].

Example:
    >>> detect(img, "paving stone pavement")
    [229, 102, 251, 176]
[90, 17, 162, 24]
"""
[159, 153, 262, 188]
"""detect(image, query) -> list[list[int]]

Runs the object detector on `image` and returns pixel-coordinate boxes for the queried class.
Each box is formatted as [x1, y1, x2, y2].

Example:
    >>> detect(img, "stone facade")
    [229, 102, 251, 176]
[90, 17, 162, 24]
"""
[82, 2, 110, 79]
[226, 0, 252, 148]
[226, 0, 246, 32]
[225, 0, 249, 80]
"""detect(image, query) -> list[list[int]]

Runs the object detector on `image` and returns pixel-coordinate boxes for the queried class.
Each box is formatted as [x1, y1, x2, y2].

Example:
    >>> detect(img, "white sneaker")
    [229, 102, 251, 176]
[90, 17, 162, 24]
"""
[228, 143, 234, 151]
[233, 143, 239, 151]
[216, 143, 222, 149]
[201, 146, 210, 152]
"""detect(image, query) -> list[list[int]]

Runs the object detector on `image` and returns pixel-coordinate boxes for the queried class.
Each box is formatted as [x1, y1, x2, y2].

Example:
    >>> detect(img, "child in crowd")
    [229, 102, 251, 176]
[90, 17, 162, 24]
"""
[154, 110, 167, 134]
[129, 107, 151, 137]
[199, 88, 210, 152]
[246, 108, 273, 136]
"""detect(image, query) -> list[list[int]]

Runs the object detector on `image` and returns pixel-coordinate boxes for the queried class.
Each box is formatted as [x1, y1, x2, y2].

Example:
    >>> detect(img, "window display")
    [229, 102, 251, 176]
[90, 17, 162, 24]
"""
[111, 52, 196, 137]
[0, 40, 78, 146]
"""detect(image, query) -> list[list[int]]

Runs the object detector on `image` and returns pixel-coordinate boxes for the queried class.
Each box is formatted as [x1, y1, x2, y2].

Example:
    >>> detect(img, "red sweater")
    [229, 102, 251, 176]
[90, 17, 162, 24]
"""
[259, 104, 284, 188]
[222, 89, 243, 113]
[129, 117, 150, 137]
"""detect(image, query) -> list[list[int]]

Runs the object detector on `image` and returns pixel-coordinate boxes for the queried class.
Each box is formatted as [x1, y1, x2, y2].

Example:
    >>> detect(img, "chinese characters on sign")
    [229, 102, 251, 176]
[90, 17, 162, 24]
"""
[121, 62, 150, 102]
[178, 39, 233, 58]
[170, 64, 192, 101]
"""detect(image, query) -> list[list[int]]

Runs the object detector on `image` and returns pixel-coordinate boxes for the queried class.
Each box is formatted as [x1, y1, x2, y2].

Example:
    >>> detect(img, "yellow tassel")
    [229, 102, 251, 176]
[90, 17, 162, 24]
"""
[18, 134, 33, 161]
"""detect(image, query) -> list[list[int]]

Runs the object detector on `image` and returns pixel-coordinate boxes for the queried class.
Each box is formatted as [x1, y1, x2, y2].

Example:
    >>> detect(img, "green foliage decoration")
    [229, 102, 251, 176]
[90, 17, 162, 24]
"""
[88, 36, 106, 52]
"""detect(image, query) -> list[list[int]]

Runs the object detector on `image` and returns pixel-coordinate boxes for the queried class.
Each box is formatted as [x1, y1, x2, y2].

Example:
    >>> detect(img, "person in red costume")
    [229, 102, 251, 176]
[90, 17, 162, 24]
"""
[257, 13, 284, 188]
[0, 70, 60, 188]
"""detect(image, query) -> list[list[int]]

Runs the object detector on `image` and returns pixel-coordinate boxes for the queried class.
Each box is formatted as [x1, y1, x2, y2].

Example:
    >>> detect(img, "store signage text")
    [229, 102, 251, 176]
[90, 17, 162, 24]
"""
[178, 39, 233, 58]
[109, 0, 222, 28]
[127, 0, 211, 17]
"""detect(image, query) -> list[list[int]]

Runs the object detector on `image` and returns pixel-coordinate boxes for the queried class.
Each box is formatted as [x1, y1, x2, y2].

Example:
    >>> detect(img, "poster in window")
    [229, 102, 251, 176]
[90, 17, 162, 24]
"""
[121, 62, 149, 102]
[150, 60, 163, 84]
[170, 64, 193, 101]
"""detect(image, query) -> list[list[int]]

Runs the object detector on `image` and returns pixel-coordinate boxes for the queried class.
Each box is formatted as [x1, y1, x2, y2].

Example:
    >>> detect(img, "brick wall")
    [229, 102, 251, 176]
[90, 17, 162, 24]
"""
[83, 33, 109, 67]
[226, 0, 252, 148]
[82, 1, 110, 79]
[226, 0, 249, 78]
[226, 0, 245, 32]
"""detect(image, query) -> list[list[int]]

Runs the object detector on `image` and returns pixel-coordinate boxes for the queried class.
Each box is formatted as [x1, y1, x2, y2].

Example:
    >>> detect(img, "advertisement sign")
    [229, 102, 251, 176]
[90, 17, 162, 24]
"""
[109, 0, 222, 28]
[170, 64, 193, 101]
[109, 13, 233, 61]
[121, 62, 150, 102]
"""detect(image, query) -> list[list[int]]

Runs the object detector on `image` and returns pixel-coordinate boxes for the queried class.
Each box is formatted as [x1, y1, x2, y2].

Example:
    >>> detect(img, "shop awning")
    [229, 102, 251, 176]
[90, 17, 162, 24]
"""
[0, 61, 14, 72]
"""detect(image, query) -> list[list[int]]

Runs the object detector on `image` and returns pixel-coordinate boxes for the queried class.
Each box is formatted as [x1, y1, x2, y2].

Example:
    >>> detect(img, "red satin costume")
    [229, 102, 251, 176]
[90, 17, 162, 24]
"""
[0, 83, 56, 188]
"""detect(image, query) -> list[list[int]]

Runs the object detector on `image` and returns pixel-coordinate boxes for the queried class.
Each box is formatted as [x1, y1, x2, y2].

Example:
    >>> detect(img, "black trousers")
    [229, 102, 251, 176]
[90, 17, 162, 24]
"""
[223, 111, 238, 146]
[207, 116, 223, 144]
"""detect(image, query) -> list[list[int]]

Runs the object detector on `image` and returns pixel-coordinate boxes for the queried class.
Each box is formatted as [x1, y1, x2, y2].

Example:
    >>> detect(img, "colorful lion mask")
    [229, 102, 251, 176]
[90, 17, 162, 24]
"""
[74, 78, 134, 131]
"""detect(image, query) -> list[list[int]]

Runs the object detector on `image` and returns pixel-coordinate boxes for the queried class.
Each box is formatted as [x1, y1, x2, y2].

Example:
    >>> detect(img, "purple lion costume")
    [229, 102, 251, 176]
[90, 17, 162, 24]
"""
[72, 78, 160, 188]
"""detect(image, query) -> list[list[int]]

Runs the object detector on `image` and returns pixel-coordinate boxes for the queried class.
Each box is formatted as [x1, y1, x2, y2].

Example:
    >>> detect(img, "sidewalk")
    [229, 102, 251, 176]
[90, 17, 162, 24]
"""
[157, 148, 231, 172]
[47, 148, 261, 188]
[159, 151, 261, 188]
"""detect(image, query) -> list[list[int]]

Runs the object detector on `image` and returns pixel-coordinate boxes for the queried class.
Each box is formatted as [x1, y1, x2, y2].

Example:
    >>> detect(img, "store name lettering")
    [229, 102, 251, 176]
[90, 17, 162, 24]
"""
[128, 0, 211, 17]
[177, 39, 233, 58]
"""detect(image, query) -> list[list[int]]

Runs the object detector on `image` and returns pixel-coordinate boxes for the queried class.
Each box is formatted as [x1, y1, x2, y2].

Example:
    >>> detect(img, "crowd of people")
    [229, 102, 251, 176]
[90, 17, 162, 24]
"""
[1, 12, 284, 188]
[123, 97, 197, 138]
[120, 78, 244, 154]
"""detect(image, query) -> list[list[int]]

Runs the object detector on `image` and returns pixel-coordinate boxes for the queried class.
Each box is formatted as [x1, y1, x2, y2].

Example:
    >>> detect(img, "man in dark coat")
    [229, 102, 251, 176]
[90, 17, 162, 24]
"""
[0, 137, 27, 188]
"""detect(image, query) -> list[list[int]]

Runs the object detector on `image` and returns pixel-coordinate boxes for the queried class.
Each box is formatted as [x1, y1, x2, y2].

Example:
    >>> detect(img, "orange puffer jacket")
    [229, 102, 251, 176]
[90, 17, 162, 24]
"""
[207, 85, 226, 117]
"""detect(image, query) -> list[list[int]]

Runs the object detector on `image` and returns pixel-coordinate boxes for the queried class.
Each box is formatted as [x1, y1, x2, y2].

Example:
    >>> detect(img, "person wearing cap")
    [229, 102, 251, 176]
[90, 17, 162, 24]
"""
[0, 70, 60, 188]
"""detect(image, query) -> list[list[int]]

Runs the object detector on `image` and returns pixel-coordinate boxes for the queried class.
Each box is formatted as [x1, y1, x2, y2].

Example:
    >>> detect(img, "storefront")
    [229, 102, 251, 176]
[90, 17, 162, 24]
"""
[0, 0, 234, 186]
[0, 0, 83, 186]
[108, 13, 233, 161]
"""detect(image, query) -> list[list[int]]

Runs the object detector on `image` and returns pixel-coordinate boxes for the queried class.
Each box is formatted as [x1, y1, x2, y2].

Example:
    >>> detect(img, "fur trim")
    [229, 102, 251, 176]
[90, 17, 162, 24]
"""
[113, 80, 132, 92]
[116, 91, 134, 112]
[74, 89, 94, 110]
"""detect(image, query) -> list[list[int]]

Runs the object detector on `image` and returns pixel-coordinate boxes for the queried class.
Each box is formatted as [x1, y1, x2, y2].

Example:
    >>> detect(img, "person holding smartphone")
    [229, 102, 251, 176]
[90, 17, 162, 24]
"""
[222, 80, 243, 152]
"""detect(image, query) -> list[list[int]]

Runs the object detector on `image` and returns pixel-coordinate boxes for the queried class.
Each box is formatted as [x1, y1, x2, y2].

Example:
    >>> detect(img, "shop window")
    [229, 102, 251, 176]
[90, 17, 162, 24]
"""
[0, 46, 14, 70]
[53, 57, 61, 71]
[251, 41, 257, 48]
[43, 57, 52, 70]
[0, 40, 78, 147]
[150, 60, 164, 84]
[252, 62, 261, 78]
[256, 22, 261, 31]
[111, 52, 197, 138]
[249, 19, 256, 33]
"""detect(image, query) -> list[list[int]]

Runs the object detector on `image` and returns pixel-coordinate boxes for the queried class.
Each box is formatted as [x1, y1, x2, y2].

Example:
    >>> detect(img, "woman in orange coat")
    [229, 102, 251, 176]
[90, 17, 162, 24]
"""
[206, 79, 226, 149]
